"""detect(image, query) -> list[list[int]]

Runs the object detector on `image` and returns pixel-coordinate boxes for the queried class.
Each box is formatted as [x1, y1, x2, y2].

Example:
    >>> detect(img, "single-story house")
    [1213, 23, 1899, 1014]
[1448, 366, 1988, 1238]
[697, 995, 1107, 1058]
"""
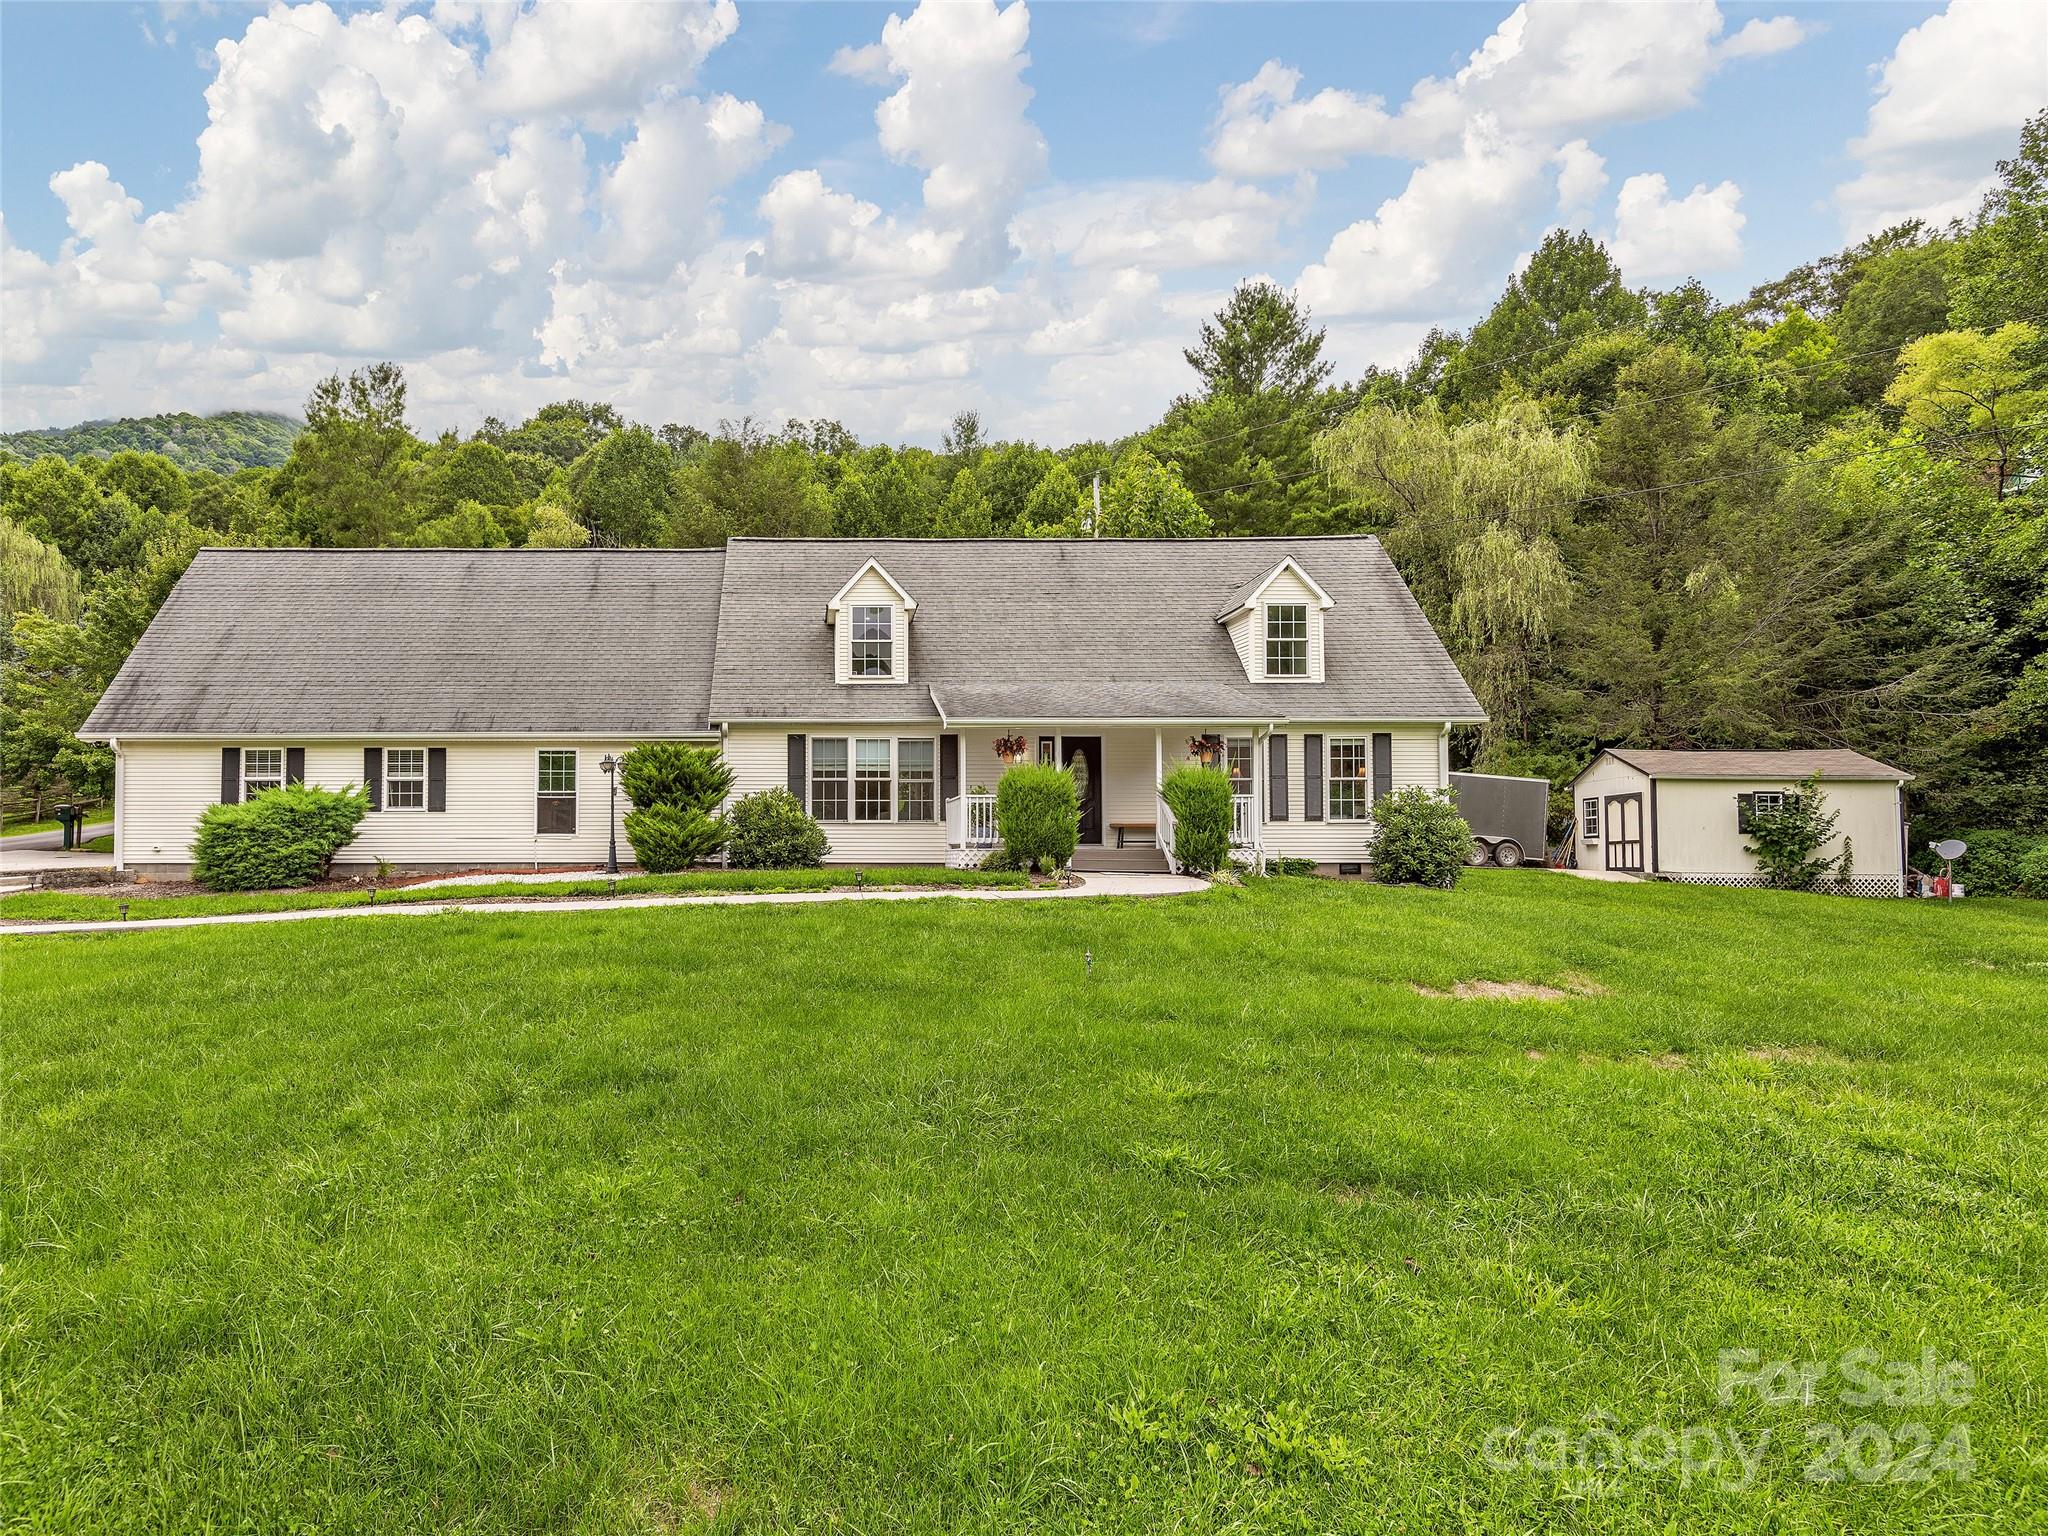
[81, 536, 1487, 877]
[1568, 748, 1912, 895]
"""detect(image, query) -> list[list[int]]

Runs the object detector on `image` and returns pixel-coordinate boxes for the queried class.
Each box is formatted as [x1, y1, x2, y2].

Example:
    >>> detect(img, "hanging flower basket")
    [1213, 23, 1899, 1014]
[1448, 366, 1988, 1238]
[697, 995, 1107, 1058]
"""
[994, 732, 1029, 766]
[1187, 732, 1226, 768]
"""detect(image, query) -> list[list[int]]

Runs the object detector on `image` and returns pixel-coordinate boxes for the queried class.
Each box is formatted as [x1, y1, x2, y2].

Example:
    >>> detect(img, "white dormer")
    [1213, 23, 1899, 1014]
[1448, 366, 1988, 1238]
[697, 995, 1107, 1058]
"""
[827, 559, 916, 686]
[1216, 557, 1333, 684]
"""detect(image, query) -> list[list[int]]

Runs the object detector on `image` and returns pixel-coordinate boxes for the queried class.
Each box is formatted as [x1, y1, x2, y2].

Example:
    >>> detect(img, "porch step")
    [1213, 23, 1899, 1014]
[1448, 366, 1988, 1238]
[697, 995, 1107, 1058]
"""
[1071, 845, 1169, 874]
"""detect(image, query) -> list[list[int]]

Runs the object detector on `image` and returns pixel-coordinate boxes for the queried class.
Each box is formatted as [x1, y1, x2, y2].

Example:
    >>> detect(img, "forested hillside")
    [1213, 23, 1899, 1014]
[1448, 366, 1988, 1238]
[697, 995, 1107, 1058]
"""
[4, 113, 2042, 851]
[0, 411, 301, 475]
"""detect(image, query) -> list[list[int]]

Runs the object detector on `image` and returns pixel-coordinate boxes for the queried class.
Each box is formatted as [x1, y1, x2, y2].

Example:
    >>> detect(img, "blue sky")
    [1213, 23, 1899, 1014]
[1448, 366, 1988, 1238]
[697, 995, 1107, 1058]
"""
[2, 1, 2041, 442]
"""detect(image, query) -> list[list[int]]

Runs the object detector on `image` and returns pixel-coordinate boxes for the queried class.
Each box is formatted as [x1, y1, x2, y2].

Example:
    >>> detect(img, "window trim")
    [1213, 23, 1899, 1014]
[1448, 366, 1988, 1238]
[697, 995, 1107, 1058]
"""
[1224, 734, 1253, 798]
[853, 736, 893, 822]
[1264, 602, 1310, 679]
[1752, 790, 1788, 818]
[897, 736, 937, 822]
[536, 748, 578, 836]
[810, 736, 852, 822]
[848, 603, 896, 682]
[1326, 736, 1371, 819]
[241, 746, 284, 800]
[1581, 796, 1601, 840]
[383, 745, 427, 812]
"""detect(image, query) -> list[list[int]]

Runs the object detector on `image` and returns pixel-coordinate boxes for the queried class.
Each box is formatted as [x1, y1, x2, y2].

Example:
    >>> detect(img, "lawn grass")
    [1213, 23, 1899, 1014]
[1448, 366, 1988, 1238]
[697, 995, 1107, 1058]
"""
[0, 863, 1025, 922]
[0, 809, 111, 838]
[5, 874, 2044, 1532]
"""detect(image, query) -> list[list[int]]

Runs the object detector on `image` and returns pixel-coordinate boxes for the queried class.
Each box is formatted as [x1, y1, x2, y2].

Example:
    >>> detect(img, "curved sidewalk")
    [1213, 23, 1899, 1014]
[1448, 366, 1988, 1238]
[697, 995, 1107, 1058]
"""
[0, 870, 1209, 938]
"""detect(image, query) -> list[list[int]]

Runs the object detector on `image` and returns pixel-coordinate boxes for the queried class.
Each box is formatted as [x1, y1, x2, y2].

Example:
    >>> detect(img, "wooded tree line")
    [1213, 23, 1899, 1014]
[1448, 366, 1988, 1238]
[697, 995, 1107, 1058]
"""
[5, 113, 2042, 835]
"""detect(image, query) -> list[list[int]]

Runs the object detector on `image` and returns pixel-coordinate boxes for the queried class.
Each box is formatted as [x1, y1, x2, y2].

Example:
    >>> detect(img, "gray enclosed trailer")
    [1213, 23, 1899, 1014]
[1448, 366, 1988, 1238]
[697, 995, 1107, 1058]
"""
[1449, 771, 1550, 868]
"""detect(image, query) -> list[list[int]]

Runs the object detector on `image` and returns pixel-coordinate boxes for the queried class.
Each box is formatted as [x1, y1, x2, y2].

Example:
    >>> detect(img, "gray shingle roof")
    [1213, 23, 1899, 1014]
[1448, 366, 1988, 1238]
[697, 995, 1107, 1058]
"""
[709, 536, 1483, 724]
[1598, 748, 1911, 782]
[82, 548, 726, 736]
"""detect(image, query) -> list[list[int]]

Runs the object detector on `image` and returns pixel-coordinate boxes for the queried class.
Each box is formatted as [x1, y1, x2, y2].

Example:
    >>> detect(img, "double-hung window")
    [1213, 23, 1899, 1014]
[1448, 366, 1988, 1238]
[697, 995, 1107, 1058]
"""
[1327, 737, 1370, 818]
[854, 738, 892, 821]
[385, 748, 426, 810]
[898, 738, 935, 821]
[851, 605, 894, 678]
[1581, 796, 1600, 839]
[243, 748, 284, 799]
[811, 738, 850, 820]
[1265, 604, 1308, 677]
[1225, 736, 1252, 798]
[536, 750, 577, 834]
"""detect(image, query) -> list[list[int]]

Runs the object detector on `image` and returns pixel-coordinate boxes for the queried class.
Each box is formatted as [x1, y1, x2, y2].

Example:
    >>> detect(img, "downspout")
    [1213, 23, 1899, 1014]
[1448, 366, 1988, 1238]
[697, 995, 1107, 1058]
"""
[109, 736, 124, 873]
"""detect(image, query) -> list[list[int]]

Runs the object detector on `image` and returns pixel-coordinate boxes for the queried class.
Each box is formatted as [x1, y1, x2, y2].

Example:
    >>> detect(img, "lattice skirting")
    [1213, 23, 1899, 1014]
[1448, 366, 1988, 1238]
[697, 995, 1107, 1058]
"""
[1660, 872, 1904, 899]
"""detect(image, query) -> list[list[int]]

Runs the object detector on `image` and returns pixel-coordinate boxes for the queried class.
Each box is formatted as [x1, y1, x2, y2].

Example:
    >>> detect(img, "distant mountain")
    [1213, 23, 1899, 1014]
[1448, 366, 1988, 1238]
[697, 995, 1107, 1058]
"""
[0, 410, 302, 475]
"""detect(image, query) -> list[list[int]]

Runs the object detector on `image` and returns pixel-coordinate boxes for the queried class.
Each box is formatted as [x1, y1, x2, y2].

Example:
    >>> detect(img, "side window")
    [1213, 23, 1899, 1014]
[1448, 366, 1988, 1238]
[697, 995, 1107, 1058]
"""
[1582, 797, 1600, 839]
[811, 738, 849, 820]
[537, 750, 577, 834]
[851, 605, 893, 678]
[898, 738, 935, 821]
[1265, 604, 1308, 677]
[1327, 738, 1370, 818]
[386, 748, 426, 810]
[243, 747, 284, 798]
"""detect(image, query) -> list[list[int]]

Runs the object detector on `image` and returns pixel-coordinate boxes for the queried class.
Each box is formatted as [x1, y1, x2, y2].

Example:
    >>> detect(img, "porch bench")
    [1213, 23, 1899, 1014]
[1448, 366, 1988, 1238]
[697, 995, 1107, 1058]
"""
[1112, 821, 1157, 849]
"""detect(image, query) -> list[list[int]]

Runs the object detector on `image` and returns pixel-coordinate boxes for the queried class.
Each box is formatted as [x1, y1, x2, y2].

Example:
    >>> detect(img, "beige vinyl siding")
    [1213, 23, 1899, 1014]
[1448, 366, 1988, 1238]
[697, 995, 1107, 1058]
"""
[1258, 723, 1445, 865]
[114, 739, 691, 871]
[1656, 777, 1904, 879]
[1225, 611, 1256, 678]
[1569, 755, 1653, 866]
[1257, 566, 1327, 683]
[723, 722, 947, 864]
[831, 568, 910, 688]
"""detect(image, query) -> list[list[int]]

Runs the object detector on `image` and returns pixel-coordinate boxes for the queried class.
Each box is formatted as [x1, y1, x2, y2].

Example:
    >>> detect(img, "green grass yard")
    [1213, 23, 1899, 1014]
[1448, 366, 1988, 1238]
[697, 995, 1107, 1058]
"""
[5, 874, 2044, 1531]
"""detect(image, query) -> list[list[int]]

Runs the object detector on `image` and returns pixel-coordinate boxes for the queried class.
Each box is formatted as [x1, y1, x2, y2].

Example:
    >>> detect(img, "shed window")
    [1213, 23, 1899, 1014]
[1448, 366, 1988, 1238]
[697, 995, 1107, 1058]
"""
[898, 738, 935, 822]
[1581, 796, 1600, 839]
[851, 604, 894, 678]
[536, 750, 577, 834]
[385, 748, 426, 810]
[242, 747, 283, 799]
[1265, 604, 1308, 677]
[855, 738, 892, 821]
[1753, 790, 1787, 817]
[811, 737, 850, 821]
[1327, 738, 1370, 818]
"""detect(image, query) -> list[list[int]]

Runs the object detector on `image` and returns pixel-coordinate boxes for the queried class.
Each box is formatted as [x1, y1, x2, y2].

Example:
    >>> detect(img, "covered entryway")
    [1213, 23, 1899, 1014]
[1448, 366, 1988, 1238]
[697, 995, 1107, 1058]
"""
[1061, 736, 1103, 846]
[1604, 793, 1645, 872]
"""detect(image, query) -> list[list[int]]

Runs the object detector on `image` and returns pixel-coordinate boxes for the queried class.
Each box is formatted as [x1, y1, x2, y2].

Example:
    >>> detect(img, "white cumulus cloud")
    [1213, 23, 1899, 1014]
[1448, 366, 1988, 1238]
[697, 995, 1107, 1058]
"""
[1610, 172, 1745, 280]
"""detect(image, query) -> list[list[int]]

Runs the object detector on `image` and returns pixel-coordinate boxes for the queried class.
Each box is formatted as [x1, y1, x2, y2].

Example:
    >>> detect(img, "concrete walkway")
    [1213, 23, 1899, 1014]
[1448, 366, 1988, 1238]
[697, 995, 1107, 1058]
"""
[0, 870, 1210, 938]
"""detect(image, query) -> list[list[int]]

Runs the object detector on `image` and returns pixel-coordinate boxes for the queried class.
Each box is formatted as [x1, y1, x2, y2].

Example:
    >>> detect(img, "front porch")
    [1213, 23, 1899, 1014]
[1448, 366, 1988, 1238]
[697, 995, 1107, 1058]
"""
[942, 725, 1262, 872]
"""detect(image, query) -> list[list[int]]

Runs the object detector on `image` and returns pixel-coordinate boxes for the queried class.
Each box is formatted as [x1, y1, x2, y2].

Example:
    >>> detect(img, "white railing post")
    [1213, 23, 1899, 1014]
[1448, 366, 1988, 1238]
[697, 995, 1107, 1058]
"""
[1156, 791, 1179, 875]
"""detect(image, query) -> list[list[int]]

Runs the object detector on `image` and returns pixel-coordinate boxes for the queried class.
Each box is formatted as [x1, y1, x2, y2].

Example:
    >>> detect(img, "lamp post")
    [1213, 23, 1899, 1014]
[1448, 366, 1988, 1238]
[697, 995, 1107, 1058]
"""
[599, 753, 621, 875]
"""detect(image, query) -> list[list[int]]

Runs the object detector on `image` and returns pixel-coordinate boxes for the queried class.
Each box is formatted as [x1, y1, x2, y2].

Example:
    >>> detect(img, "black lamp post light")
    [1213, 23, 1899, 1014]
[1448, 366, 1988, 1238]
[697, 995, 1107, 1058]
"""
[600, 753, 621, 875]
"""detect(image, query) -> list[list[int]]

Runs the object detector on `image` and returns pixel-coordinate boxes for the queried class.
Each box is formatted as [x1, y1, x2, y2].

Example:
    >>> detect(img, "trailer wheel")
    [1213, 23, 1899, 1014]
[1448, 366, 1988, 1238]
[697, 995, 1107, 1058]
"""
[1491, 839, 1525, 869]
[1467, 838, 1492, 866]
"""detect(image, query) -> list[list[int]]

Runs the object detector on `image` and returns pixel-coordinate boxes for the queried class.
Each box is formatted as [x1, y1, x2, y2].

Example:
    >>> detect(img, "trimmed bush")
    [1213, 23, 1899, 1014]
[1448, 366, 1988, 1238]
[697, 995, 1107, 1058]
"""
[995, 763, 1079, 874]
[621, 742, 732, 871]
[622, 804, 728, 874]
[1161, 765, 1232, 876]
[1366, 786, 1471, 888]
[726, 787, 829, 869]
[192, 783, 370, 890]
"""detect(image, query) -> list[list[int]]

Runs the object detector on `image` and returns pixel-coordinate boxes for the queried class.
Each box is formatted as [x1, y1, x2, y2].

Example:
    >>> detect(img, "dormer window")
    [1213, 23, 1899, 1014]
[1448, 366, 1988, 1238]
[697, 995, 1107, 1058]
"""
[1265, 604, 1309, 677]
[852, 604, 894, 677]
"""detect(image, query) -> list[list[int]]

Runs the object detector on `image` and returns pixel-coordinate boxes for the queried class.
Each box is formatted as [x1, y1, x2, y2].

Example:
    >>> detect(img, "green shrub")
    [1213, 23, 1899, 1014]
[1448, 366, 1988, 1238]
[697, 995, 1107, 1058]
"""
[978, 842, 1026, 873]
[620, 742, 732, 870]
[1744, 773, 1846, 891]
[726, 787, 829, 869]
[621, 742, 732, 816]
[622, 805, 728, 874]
[1953, 830, 2048, 897]
[1161, 765, 1232, 876]
[1367, 786, 1471, 888]
[2014, 844, 2048, 899]
[1266, 857, 1317, 877]
[192, 783, 370, 890]
[995, 764, 1079, 874]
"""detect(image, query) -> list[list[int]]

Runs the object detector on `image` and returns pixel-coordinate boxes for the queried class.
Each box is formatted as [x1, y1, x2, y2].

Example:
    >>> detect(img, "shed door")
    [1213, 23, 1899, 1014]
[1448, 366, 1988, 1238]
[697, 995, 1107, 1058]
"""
[1604, 794, 1644, 872]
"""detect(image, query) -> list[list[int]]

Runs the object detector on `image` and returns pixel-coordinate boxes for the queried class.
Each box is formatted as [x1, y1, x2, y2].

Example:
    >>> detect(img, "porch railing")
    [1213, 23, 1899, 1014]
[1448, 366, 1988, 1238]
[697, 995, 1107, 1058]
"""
[1156, 792, 1180, 875]
[1230, 792, 1255, 848]
[945, 792, 998, 867]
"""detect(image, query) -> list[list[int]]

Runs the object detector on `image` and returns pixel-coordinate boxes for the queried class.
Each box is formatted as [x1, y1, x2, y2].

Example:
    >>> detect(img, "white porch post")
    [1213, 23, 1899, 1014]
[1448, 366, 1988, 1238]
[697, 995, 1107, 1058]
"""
[1154, 728, 1163, 789]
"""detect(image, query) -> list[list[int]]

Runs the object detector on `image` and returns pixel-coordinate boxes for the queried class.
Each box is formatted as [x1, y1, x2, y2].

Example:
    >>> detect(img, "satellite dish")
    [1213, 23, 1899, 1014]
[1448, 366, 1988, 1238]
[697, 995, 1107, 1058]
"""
[1933, 838, 1967, 861]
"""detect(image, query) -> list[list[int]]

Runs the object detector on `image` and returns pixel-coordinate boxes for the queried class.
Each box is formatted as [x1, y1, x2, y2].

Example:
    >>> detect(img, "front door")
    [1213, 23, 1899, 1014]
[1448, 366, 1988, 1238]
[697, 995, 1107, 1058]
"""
[1062, 735, 1103, 845]
[1604, 793, 1644, 872]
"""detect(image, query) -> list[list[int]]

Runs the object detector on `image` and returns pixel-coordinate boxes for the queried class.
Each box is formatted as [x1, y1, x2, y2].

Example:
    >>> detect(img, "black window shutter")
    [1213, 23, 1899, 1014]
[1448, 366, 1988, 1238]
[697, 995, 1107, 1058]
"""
[941, 733, 959, 810]
[427, 747, 447, 812]
[364, 747, 383, 812]
[221, 746, 240, 804]
[1268, 734, 1289, 821]
[787, 734, 806, 810]
[1304, 733, 1324, 821]
[1371, 732, 1393, 806]
[1736, 792, 1755, 834]
[285, 746, 305, 786]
